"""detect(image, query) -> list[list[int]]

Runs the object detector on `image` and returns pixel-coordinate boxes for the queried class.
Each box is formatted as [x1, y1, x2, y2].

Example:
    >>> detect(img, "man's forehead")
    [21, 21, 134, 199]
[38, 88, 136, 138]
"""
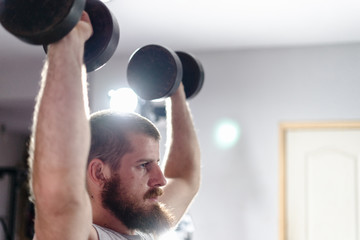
[122, 134, 160, 157]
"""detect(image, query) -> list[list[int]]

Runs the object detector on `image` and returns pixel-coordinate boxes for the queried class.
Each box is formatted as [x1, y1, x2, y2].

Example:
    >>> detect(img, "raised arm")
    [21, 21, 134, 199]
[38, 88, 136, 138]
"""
[29, 13, 93, 240]
[160, 83, 201, 224]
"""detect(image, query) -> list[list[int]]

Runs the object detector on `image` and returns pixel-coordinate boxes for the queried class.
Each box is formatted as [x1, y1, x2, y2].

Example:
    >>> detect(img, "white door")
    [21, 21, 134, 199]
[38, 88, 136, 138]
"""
[279, 122, 360, 240]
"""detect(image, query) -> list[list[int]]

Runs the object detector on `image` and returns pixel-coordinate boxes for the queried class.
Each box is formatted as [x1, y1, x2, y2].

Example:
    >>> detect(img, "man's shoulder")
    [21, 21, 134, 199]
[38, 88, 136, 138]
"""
[93, 224, 154, 240]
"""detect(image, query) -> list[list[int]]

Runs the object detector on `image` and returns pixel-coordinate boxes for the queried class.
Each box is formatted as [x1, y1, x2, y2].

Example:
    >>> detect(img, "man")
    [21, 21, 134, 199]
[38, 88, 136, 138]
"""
[28, 12, 201, 240]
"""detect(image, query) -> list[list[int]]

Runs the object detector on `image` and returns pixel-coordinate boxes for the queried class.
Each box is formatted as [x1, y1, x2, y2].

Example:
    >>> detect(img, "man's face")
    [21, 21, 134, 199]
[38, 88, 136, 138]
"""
[101, 133, 174, 234]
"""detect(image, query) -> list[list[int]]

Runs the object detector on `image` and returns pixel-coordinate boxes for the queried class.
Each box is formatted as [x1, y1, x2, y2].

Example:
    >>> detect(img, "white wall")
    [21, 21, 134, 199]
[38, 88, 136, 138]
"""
[0, 53, 43, 133]
[1, 43, 360, 240]
[89, 43, 360, 240]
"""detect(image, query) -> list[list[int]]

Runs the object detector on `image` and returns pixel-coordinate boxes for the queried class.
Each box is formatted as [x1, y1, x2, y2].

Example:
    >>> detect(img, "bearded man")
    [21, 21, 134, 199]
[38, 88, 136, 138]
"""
[28, 12, 201, 240]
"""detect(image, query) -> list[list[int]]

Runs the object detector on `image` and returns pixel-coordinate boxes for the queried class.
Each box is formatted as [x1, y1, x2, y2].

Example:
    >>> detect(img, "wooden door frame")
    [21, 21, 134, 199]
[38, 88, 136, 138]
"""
[279, 121, 360, 240]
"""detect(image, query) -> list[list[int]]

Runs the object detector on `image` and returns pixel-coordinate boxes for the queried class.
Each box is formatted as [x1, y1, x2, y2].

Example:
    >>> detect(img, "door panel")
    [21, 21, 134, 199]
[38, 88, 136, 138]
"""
[279, 122, 360, 240]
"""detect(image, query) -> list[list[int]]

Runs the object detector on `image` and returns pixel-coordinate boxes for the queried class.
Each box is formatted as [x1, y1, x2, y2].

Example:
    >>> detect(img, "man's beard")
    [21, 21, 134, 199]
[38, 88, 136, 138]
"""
[101, 173, 174, 235]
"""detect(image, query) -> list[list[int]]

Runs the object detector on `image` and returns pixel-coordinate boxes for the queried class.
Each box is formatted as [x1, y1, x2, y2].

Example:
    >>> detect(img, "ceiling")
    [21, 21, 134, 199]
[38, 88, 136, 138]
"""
[1, 0, 360, 58]
[1, 0, 360, 134]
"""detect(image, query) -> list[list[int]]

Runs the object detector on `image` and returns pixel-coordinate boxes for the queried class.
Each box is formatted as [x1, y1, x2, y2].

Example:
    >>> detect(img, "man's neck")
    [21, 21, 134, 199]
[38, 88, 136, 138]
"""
[92, 203, 135, 235]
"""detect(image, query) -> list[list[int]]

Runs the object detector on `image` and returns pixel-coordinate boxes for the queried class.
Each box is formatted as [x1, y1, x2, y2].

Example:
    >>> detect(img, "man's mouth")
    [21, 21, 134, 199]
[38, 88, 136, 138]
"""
[144, 187, 163, 200]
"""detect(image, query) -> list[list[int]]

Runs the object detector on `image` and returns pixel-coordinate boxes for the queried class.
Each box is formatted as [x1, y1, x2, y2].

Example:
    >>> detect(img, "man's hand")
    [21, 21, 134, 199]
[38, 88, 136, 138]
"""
[47, 11, 93, 61]
[69, 12, 93, 44]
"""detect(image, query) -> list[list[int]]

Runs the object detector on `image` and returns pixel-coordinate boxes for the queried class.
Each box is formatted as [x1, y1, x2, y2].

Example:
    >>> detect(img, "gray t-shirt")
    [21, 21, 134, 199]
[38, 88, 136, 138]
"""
[93, 224, 154, 240]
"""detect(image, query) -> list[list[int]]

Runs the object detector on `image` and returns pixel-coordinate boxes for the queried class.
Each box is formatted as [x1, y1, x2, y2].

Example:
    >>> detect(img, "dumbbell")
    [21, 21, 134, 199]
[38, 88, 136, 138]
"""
[0, 0, 119, 72]
[127, 45, 204, 100]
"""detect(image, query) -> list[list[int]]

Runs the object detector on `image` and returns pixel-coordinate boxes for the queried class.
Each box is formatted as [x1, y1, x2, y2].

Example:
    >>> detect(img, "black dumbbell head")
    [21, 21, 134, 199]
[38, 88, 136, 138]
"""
[84, 0, 120, 72]
[127, 44, 183, 100]
[0, 0, 85, 45]
[41, 0, 120, 72]
[175, 51, 204, 99]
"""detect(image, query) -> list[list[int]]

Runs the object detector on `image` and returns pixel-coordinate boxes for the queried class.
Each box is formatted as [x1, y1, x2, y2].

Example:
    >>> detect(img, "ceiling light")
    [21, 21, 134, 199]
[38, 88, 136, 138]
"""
[108, 88, 138, 112]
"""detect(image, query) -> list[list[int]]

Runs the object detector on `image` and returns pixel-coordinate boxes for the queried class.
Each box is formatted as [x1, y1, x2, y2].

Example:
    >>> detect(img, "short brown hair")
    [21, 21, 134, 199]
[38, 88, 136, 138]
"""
[88, 110, 161, 170]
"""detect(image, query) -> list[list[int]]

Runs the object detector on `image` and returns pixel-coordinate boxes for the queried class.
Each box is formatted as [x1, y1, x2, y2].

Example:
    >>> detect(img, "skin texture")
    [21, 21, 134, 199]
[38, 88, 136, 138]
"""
[30, 11, 201, 240]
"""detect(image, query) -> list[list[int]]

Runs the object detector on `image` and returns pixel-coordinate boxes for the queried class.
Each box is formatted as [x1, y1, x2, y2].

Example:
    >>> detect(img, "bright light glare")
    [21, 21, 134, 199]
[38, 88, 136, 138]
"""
[108, 88, 138, 112]
[215, 119, 241, 149]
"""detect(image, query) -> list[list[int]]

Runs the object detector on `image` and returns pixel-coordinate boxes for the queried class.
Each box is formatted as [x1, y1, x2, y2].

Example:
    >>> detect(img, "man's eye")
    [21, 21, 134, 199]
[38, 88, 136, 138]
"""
[140, 162, 149, 168]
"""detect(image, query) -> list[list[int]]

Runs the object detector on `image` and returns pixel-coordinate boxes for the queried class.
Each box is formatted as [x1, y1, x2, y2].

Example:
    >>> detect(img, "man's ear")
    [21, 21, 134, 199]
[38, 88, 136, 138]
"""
[88, 159, 111, 186]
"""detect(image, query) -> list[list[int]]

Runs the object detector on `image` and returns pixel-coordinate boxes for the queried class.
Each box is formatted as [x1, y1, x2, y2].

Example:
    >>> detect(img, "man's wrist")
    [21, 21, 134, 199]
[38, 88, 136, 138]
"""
[47, 37, 85, 66]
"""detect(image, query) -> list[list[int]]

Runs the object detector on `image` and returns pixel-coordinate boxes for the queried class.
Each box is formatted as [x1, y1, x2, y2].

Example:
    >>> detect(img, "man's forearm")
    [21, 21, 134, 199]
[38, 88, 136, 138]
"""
[164, 84, 201, 190]
[32, 32, 91, 207]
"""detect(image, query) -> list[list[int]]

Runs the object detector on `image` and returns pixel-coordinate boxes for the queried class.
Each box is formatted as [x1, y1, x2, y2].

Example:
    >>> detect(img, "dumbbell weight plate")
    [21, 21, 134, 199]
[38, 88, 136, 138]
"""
[84, 0, 120, 72]
[0, 0, 85, 45]
[42, 0, 120, 72]
[127, 45, 183, 100]
[175, 51, 204, 99]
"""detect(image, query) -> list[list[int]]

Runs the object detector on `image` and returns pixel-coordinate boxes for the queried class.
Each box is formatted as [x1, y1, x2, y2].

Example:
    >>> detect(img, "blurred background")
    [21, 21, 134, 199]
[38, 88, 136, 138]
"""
[1, 0, 360, 239]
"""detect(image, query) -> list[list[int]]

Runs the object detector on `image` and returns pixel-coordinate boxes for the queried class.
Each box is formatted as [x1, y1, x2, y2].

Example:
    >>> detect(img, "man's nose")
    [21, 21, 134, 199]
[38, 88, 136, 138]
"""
[148, 165, 167, 187]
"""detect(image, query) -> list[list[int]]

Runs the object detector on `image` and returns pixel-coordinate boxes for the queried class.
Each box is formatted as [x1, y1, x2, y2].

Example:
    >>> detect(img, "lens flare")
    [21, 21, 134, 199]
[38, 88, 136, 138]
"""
[215, 119, 241, 149]
[108, 88, 138, 112]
